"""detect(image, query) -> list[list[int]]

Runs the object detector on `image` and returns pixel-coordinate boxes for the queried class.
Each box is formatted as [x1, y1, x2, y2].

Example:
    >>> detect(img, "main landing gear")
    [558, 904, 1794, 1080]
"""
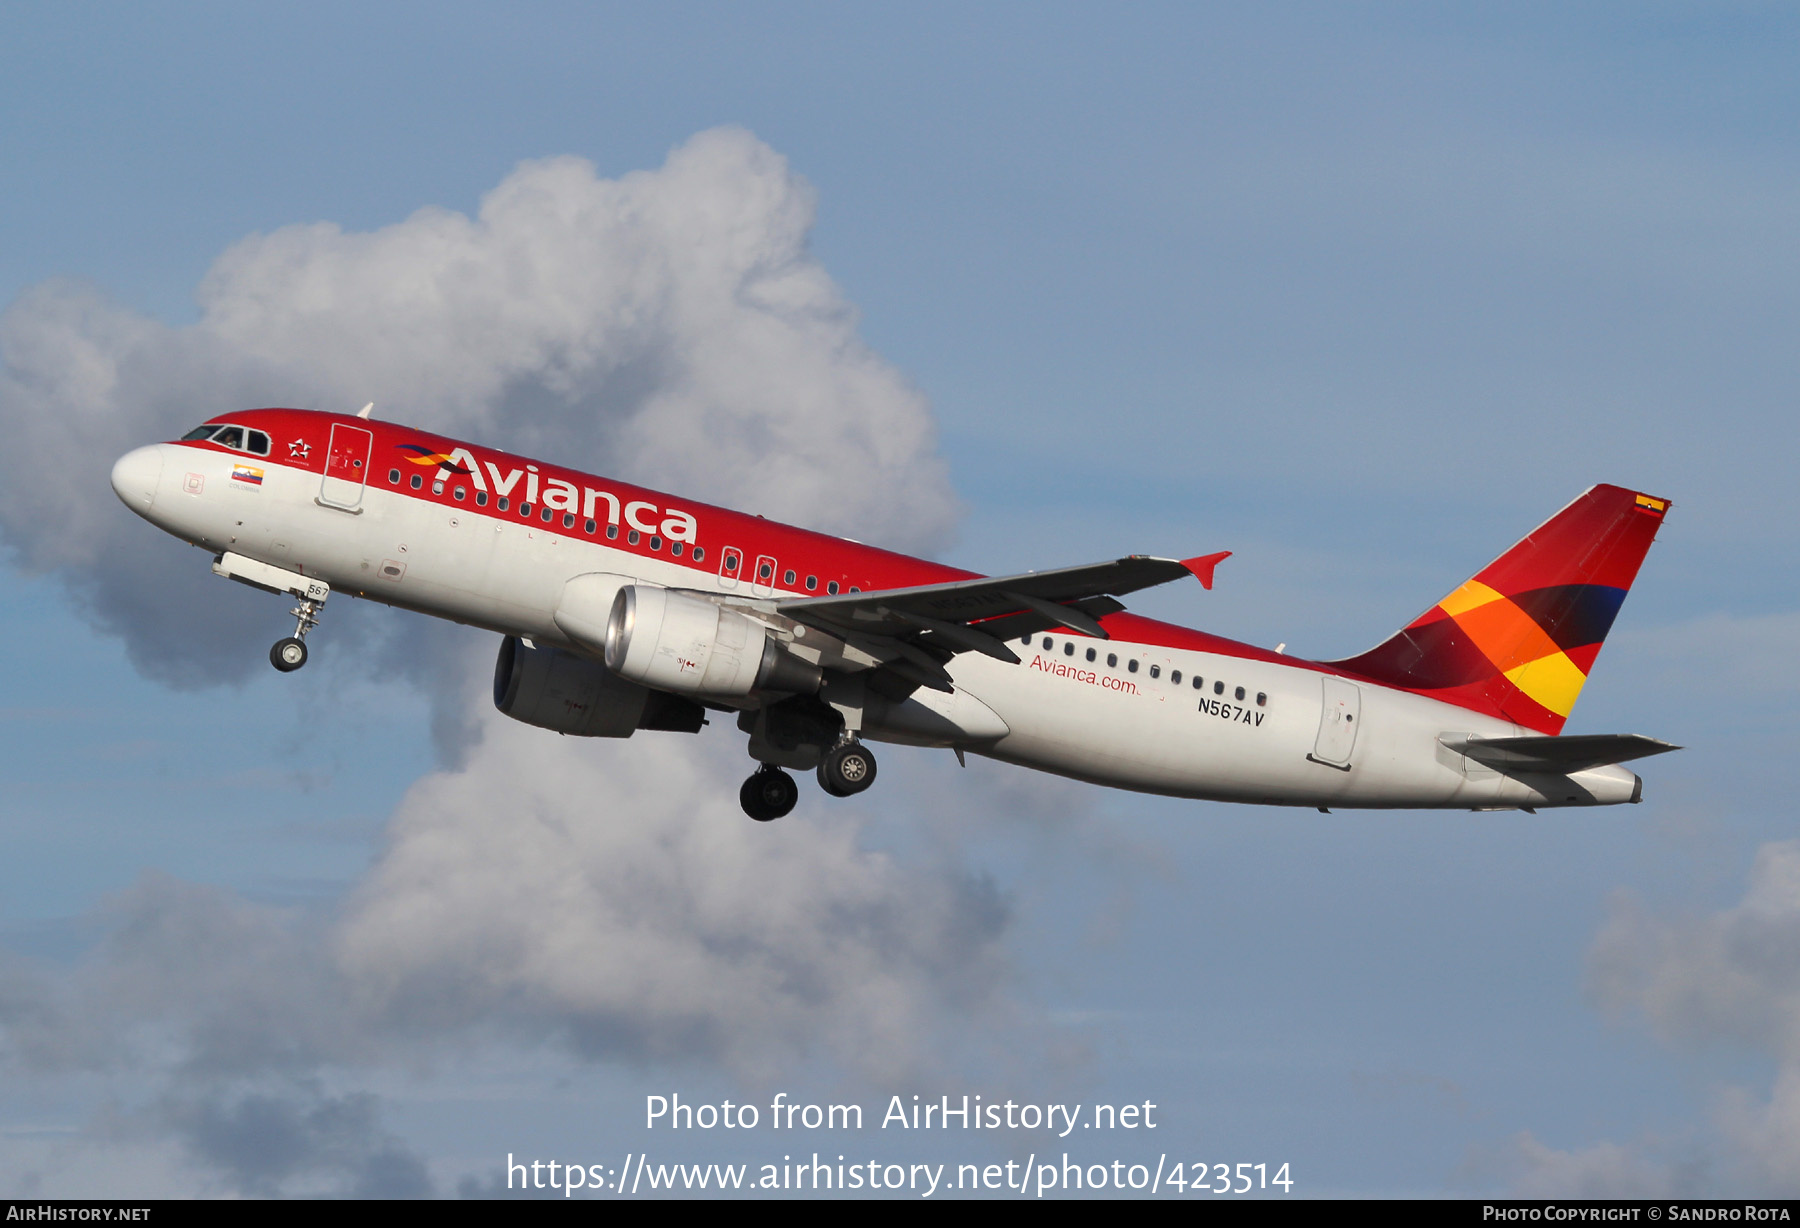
[740, 766, 800, 822]
[269, 593, 324, 673]
[737, 740, 879, 821]
[817, 741, 878, 798]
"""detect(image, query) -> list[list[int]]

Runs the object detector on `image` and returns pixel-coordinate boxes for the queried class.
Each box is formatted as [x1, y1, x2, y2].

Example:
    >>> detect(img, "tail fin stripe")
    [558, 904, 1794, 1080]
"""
[1509, 584, 1629, 650]
[1328, 484, 1668, 735]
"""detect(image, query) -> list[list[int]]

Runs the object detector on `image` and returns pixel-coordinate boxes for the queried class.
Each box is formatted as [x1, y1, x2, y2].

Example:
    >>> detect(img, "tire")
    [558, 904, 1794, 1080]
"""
[270, 637, 308, 672]
[740, 767, 798, 821]
[819, 742, 877, 797]
[816, 763, 850, 798]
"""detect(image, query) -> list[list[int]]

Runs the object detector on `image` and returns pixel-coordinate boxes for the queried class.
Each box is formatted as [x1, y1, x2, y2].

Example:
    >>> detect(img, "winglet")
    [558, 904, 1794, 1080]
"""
[1181, 551, 1232, 590]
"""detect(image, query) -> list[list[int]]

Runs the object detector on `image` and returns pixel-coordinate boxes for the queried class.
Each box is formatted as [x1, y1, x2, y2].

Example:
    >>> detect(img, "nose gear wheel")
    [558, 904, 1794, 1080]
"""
[269, 594, 324, 672]
[270, 637, 308, 671]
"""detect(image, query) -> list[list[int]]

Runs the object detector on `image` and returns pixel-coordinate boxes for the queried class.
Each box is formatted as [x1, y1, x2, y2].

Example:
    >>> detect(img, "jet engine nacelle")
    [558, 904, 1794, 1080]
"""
[605, 585, 822, 698]
[493, 635, 703, 736]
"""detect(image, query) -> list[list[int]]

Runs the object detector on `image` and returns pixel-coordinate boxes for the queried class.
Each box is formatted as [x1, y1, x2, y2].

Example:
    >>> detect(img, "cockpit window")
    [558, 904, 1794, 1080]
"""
[182, 423, 269, 455]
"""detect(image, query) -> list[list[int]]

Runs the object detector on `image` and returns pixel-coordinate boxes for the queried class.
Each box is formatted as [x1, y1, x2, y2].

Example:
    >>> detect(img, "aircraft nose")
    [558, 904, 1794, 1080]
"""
[110, 444, 164, 512]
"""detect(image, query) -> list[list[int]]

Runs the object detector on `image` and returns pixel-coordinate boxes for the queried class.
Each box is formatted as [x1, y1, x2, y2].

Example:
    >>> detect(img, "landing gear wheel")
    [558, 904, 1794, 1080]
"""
[818, 742, 877, 797]
[740, 767, 799, 822]
[270, 637, 308, 672]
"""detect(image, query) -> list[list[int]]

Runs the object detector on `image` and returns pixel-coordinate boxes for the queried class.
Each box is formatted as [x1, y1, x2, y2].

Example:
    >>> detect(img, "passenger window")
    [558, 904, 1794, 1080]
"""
[247, 431, 271, 455]
[1256, 692, 1267, 707]
[1214, 681, 1224, 695]
[433, 480, 444, 494]
[1149, 664, 1160, 679]
[606, 524, 618, 539]
[1086, 647, 1096, 662]
[650, 535, 662, 551]
[628, 530, 640, 545]
[1042, 637, 1053, 650]
[671, 542, 684, 556]
[454, 487, 466, 501]
[827, 581, 839, 595]
[584, 519, 595, 533]
[1235, 686, 1246, 701]
[692, 547, 704, 562]
[1064, 642, 1075, 656]
[758, 562, 773, 579]
[1171, 670, 1181, 685]
[849, 587, 860, 593]
[540, 507, 552, 522]
[563, 513, 575, 529]
[476, 491, 488, 506]
[1128, 659, 1139, 673]
[784, 569, 796, 585]
[1192, 676, 1203, 690]
[498, 497, 509, 511]
[410, 475, 423, 490]
[388, 469, 401, 484]
[805, 576, 817, 590]
[1107, 653, 1118, 667]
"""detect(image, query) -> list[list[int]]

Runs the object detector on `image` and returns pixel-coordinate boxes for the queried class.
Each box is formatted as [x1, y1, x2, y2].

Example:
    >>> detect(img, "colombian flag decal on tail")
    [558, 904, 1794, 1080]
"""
[1331, 484, 1670, 735]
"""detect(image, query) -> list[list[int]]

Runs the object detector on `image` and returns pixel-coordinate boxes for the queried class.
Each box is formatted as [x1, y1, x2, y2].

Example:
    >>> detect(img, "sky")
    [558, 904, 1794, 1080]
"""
[1, 1, 1797, 1198]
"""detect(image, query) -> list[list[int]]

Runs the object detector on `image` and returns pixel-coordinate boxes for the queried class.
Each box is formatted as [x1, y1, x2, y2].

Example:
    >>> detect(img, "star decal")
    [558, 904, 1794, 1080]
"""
[288, 439, 312, 460]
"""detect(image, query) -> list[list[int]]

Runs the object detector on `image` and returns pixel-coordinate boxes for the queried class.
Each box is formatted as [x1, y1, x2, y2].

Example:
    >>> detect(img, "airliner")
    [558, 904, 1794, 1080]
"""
[109, 407, 1677, 821]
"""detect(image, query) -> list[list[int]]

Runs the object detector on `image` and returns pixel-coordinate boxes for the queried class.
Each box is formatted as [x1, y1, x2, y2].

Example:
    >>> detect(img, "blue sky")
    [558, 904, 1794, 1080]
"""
[1, 2, 1797, 1197]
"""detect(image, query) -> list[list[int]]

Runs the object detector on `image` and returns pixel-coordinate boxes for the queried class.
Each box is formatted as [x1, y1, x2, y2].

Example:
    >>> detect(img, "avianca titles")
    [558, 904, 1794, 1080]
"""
[109, 407, 1678, 820]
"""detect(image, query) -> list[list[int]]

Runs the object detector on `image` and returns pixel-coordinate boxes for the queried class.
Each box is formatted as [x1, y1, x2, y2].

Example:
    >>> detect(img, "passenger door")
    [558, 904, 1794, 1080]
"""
[1311, 676, 1361, 768]
[319, 424, 373, 511]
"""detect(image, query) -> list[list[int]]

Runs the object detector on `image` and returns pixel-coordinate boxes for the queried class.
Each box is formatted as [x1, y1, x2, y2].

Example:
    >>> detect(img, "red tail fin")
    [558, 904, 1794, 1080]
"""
[1329, 485, 1669, 734]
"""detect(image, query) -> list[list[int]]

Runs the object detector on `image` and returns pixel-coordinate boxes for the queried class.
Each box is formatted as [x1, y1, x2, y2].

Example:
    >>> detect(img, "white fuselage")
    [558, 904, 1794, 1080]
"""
[112, 436, 1640, 811]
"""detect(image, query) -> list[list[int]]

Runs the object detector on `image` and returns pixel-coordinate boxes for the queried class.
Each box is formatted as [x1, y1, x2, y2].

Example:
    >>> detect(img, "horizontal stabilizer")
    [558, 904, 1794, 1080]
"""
[1438, 733, 1680, 775]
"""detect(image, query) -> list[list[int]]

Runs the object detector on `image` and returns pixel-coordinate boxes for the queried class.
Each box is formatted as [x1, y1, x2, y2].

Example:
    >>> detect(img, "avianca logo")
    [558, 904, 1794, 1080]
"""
[406, 444, 700, 543]
[396, 444, 474, 475]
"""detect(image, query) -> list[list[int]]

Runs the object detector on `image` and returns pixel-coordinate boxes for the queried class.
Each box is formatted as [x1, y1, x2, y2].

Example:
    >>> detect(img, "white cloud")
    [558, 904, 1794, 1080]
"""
[337, 706, 1010, 1082]
[1488, 1132, 1677, 1199]
[1521, 840, 1800, 1196]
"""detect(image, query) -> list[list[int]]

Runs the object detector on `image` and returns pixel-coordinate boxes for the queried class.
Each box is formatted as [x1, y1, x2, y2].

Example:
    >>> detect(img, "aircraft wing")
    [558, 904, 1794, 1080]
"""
[773, 553, 1227, 690]
[1438, 733, 1681, 774]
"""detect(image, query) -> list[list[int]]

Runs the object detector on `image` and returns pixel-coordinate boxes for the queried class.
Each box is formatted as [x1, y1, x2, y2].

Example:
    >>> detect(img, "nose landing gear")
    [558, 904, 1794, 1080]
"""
[209, 552, 331, 675]
[268, 593, 323, 672]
